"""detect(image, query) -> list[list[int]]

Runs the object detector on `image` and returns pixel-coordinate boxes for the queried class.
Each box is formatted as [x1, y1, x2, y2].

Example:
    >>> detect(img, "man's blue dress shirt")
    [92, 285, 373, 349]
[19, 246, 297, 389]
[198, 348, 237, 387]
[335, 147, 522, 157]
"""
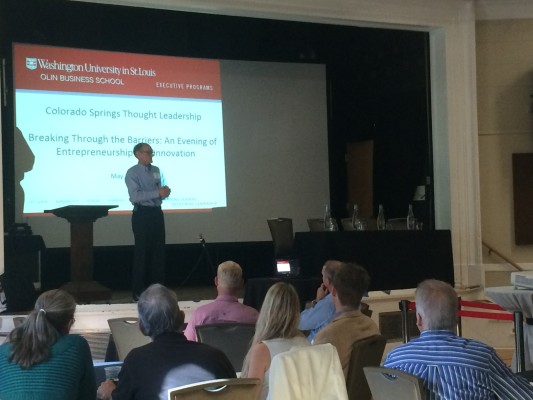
[125, 163, 165, 207]
[298, 293, 338, 342]
[384, 330, 533, 400]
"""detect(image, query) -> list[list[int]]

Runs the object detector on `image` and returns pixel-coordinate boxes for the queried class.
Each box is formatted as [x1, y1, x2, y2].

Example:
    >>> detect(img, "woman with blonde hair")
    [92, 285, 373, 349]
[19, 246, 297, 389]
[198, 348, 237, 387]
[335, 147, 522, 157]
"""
[0, 289, 96, 399]
[241, 282, 309, 399]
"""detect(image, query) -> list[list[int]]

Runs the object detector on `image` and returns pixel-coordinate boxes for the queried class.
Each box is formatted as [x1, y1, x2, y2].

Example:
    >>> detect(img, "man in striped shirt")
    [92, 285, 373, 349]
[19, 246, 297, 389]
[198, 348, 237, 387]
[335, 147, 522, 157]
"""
[384, 279, 533, 400]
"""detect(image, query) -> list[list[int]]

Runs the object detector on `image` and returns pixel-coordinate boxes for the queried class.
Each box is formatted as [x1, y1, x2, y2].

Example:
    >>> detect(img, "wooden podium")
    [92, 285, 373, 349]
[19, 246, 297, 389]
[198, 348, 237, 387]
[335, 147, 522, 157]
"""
[45, 205, 117, 303]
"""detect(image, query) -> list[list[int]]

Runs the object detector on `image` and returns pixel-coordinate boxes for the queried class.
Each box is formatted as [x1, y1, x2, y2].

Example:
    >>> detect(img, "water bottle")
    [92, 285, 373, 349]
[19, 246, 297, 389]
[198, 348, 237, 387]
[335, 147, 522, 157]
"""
[324, 204, 334, 231]
[377, 204, 386, 230]
[351, 204, 362, 230]
[407, 204, 415, 230]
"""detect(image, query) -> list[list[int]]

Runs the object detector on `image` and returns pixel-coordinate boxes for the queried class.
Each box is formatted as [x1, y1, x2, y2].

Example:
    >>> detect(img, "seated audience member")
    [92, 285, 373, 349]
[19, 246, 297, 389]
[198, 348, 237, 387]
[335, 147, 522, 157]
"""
[384, 279, 533, 400]
[97, 284, 235, 400]
[299, 260, 343, 341]
[184, 260, 259, 341]
[0, 289, 96, 400]
[313, 262, 379, 377]
[241, 282, 310, 400]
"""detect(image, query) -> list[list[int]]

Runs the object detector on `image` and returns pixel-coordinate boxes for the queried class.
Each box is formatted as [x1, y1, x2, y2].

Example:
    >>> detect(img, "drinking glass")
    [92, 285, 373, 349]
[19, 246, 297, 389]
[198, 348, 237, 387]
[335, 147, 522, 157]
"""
[105, 365, 122, 383]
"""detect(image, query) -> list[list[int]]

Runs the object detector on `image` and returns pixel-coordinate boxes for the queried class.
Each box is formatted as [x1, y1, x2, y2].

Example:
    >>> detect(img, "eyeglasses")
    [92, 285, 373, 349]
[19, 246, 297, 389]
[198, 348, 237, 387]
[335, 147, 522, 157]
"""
[140, 150, 154, 155]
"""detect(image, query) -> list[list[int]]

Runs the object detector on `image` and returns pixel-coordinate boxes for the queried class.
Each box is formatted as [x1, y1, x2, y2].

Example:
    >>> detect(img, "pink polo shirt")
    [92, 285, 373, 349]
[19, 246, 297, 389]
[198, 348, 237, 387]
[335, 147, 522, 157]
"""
[183, 294, 259, 341]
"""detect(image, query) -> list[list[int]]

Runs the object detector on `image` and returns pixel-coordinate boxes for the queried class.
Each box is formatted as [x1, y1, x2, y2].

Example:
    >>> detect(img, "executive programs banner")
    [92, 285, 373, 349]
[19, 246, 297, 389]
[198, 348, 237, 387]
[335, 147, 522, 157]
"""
[13, 43, 227, 214]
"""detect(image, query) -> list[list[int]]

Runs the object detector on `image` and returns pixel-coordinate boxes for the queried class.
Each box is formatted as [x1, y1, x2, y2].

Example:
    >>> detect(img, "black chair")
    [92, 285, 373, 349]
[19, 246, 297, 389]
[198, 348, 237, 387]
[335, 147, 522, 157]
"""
[107, 317, 150, 361]
[341, 217, 355, 231]
[267, 218, 294, 259]
[307, 218, 326, 231]
[516, 369, 533, 383]
[386, 218, 408, 230]
[346, 334, 387, 400]
[195, 323, 256, 372]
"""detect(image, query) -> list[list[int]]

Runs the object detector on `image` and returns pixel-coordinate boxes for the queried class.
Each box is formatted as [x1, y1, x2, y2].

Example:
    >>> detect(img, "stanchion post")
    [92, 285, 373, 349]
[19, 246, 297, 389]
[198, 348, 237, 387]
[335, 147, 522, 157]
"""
[514, 311, 525, 373]
[400, 300, 410, 343]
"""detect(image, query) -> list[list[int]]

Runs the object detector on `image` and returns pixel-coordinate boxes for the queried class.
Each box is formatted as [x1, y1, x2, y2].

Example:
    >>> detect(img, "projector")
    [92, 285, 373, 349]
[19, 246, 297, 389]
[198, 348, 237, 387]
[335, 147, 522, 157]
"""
[511, 271, 533, 289]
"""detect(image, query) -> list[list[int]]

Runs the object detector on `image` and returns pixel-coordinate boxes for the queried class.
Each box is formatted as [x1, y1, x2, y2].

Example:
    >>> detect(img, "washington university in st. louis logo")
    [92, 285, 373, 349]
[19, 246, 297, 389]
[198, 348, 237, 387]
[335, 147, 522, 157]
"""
[26, 58, 37, 70]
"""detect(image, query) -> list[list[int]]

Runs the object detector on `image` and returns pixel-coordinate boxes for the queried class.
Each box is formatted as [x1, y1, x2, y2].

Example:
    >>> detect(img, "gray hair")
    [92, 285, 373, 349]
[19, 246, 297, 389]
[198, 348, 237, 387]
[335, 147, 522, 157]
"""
[415, 279, 457, 332]
[133, 142, 148, 154]
[323, 260, 343, 282]
[8, 289, 76, 369]
[138, 284, 182, 338]
[217, 261, 243, 289]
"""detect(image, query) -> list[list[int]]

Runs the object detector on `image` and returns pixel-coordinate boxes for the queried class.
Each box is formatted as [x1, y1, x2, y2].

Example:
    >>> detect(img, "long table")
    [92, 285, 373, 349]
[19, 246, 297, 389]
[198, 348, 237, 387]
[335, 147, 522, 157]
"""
[293, 230, 454, 291]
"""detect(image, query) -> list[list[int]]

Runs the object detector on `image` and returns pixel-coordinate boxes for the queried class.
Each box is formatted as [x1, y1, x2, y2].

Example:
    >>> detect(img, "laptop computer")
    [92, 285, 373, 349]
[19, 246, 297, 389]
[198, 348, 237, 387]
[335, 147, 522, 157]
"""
[275, 259, 299, 276]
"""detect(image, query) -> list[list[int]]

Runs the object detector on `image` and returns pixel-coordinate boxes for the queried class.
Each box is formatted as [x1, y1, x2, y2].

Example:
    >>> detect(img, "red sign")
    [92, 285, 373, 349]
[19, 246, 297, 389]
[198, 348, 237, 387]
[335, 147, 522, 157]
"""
[14, 43, 221, 100]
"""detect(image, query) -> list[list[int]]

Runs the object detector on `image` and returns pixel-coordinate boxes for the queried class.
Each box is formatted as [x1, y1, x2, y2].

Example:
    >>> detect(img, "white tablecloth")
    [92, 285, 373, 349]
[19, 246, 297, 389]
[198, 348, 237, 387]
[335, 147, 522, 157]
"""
[485, 286, 533, 371]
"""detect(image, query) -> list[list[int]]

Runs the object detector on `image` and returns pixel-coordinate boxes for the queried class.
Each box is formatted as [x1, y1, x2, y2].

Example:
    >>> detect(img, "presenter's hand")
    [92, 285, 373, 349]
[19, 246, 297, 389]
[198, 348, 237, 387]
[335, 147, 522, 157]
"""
[160, 185, 171, 199]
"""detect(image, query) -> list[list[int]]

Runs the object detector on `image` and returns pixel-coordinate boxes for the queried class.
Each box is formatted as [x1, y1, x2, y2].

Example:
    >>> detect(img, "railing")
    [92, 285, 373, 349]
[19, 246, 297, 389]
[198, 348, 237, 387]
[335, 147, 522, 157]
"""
[482, 241, 523, 272]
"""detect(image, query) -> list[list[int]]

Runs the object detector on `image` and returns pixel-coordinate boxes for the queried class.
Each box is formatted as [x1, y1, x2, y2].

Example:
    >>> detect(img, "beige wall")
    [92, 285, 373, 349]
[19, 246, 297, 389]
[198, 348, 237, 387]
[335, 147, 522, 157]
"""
[477, 18, 533, 267]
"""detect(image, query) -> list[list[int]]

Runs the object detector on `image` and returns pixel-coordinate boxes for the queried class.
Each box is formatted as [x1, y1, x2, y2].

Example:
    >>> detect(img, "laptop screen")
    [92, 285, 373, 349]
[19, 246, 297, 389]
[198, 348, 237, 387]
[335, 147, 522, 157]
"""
[276, 260, 291, 274]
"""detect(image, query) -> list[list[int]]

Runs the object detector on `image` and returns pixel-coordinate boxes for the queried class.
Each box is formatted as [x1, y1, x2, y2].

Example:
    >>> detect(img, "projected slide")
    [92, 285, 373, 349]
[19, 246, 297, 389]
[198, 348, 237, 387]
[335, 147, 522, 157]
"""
[13, 43, 227, 214]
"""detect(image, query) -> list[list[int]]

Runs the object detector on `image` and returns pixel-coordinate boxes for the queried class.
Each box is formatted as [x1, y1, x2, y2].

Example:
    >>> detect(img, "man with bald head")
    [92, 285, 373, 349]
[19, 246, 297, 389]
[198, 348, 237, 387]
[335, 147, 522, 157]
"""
[184, 261, 259, 341]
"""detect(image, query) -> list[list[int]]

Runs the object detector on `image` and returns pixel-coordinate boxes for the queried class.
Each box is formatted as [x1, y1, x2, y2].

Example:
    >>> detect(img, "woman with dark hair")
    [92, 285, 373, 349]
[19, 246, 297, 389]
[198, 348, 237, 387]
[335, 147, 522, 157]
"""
[0, 289, 96, 399]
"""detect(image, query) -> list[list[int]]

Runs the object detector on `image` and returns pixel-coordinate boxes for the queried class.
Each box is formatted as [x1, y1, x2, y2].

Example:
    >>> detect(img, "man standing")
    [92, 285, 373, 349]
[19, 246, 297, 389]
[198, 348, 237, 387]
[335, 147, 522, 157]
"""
[313, 262, 379, 377]
[184, 261, 259, 341]
[298, 260, 343, 342]
[384, 279, 533, 399]
[97, 284, 236, 400]
[125, 143, 171, 301]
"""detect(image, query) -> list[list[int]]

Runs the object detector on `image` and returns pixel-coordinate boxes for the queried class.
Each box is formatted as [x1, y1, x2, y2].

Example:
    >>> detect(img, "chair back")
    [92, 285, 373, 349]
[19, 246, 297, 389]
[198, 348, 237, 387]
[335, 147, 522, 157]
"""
[360, 302, 373, 318]
[363, 366, 425, 400]
[267, 343, 348, 400]
[195, 323, 255, 372]
[107, 317, 150, 361]
[341, 218, 355, 231]
[346, 334, 387, 400]
[267, 218, 294, 259]
[386, 218, 408, 230]
[168, 378, 261, 400]
[307, 218, 326, 231]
